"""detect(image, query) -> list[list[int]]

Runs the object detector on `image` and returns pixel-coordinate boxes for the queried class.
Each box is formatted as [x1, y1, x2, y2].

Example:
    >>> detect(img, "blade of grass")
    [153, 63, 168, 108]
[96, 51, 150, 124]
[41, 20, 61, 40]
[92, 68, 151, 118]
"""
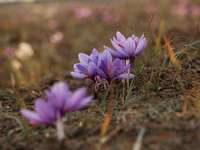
[124, 82, 134, 108]
[100, 87, 110, 112]
[100, 23, 110, 40]
[142, 36, 186, 72]
[181, 41, 200, 62]
[7, 116, 29, 138]
[163, 35, 180, 69]
[145, 14, 154, 37]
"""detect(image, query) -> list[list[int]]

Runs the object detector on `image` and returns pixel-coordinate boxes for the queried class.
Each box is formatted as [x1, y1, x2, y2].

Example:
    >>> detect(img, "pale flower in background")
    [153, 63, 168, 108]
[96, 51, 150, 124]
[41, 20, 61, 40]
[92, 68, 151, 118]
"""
[5, 46, 15, 56]
[146, 3, 157, 13]
[188, 6, 200, 16]
[74, 7, 92, 19]
[101, 11, 120, 23]
[15, 42, 34, 60]
[171, 3, 188, 16]
[11, 59, 22, 70]
[49, 31, 64, 43]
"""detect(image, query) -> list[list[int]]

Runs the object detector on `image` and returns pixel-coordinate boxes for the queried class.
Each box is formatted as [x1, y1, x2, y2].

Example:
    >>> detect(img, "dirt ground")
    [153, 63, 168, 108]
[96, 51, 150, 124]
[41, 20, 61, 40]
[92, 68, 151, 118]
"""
[1, 59, 200, 150]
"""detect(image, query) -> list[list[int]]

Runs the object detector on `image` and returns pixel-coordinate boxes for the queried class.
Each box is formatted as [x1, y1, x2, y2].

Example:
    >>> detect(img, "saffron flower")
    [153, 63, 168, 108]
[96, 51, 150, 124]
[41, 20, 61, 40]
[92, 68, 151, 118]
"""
[96, 50, 135, 85]
[103, 31, 147, 66]
[21, 82, 93, 141]
[71, 48, 101, 90]
[103, 31, 147, 87]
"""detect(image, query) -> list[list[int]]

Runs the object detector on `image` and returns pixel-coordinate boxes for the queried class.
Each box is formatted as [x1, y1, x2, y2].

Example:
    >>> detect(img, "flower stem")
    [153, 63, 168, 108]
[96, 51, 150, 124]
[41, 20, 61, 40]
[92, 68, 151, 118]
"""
[127, 60, 134, 89]
[126, 60, 130, 88]
[56, 115, 65, 141]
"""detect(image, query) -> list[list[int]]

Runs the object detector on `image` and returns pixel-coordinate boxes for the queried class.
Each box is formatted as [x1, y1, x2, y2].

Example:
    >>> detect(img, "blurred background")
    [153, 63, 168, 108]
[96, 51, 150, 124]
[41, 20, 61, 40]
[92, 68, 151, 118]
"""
[0, 0, 199, 89]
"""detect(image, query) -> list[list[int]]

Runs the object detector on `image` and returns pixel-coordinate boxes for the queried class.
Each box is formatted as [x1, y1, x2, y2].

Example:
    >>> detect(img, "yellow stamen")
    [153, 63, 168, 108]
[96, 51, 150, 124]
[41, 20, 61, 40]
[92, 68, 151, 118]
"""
[107, 67, 112, 77]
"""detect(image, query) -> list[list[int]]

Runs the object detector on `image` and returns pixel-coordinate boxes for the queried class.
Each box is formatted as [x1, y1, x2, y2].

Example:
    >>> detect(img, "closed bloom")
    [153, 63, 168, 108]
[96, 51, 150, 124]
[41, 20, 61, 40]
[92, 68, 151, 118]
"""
[96, 50, 135, 84]
[21, 82, 93, 140]
[103, 31, 147, 65]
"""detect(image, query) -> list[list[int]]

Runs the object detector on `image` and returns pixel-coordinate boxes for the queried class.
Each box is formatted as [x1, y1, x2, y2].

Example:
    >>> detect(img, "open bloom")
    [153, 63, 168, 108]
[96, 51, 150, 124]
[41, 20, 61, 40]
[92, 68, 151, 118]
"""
[103, 31, 147, 87]
[71, 49, 102, 89]
[96, 50, 135, 84]
[103, 31, 147, 66]
[21, 82, 93, 140]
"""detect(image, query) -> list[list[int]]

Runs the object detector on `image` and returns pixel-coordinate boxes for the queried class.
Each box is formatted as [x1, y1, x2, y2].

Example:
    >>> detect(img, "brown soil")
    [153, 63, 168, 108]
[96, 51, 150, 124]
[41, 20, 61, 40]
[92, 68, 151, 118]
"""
[1, 60, 200, 150]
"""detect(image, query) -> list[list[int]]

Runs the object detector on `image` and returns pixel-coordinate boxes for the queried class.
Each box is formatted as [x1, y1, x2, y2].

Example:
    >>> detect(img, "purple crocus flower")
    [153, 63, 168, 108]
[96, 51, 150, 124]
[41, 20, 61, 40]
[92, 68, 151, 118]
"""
[71, 48, 101, 90]
[103, 31, 147, 87]
[96, 50, 135, 85]
[21, 82, 93, 141]
[103, 31, 147, 66]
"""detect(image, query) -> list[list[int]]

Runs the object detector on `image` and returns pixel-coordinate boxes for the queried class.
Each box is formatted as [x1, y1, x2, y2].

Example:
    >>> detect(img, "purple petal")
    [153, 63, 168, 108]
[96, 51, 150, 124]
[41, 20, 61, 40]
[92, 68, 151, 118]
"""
[112, 58, 121, 67]
[64, 87, 87, 112]
[109, 66, 118, 79]
[135, 39, 146, 56]
[21, 109, 54, 126]
[99, 59, 107, 73]
[116, 64, 130, 76]
[116, 31, 126, 43]
[48, 82, 71, 110]
[125, 37, 134, 59]
[74, 64, 87, 72]
[116, 73, 135, 79]
[103, 45, 127, 59]
[78, 53, 89, 66]
[35, 99, 56, 122]
[92, 48, 99, 57]
[73, 96, 93, 111]
[102, 50, 112, 67]
[89, 54, 98, 64]
[111, 40, 128, 57]
[129, 74, 135, 79]
[71, 72, 86, 79]
[139, 34, 145, 41]
[112, 37, 118, 43]
[88, 62, 96, 77]
[132, 34, 136, 40]
[96, 68, 108, 79]
[97, 54, 102, 68]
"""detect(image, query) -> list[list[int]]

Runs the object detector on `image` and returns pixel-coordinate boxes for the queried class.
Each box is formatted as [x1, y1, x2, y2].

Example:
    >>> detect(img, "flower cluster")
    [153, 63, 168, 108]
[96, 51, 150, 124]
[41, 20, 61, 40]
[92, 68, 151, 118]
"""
[71, 48, 135, 90]
[21, 82, 93, 140]
[71, 31, 147, 90]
